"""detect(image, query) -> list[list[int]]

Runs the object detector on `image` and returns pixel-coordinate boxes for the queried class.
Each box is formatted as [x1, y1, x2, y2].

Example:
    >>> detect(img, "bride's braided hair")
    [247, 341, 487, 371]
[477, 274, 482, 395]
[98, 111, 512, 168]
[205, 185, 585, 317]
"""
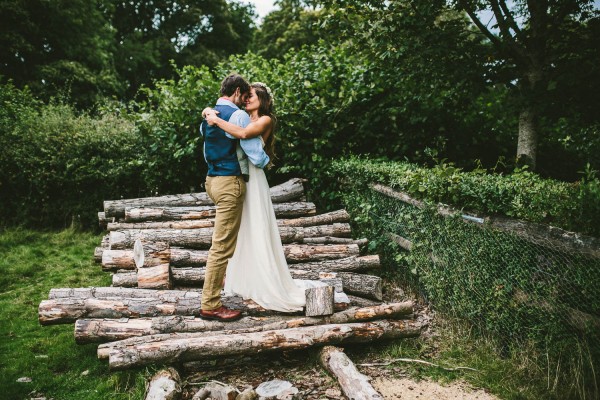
[252, 82, 277, 168]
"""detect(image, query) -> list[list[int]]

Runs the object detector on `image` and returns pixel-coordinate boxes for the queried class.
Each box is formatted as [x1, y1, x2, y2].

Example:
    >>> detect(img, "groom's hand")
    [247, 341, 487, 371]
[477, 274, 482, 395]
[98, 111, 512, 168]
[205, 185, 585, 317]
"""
[205, 109, 220, 126]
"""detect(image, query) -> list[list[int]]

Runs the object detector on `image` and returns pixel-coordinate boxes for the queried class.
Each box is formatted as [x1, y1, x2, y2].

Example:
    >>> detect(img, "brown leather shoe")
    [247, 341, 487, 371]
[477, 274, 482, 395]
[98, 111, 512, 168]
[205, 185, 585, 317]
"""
[200, 306, 242, 321]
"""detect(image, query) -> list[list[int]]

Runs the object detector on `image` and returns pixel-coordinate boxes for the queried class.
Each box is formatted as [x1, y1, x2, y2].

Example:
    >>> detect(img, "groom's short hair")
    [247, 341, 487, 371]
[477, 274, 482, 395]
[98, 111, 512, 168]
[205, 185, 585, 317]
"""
[220, 74, 250, 97]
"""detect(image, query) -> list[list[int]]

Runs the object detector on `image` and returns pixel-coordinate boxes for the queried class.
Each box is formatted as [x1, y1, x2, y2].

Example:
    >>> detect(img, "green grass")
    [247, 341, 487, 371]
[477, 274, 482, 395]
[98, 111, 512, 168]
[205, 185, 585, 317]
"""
[0, 228, 148, 400]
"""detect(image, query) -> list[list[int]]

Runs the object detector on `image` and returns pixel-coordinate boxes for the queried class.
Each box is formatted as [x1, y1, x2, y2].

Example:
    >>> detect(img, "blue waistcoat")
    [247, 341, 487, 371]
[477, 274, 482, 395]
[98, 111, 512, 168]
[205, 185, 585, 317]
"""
[202, 104, 241, 177]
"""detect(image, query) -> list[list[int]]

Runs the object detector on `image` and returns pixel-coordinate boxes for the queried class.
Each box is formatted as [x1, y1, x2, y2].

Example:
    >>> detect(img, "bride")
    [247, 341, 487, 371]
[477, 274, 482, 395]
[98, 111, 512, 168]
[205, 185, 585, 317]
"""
[203, 82, 306, 312]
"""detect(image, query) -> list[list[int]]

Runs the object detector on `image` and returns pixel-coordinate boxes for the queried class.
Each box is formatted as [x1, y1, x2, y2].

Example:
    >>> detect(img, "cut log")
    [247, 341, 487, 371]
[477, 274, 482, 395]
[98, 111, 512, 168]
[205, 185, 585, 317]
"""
[319, 346, 383, 400]
[104, 178, 305, 218]
[112, 255, 378, 287]
[108, 220, 215, 231]
[124, 202, 316, 223]
[145, 367, 181, 400]
[107, 319, 422, 370]
[40, 288, 366, 325]
[94, 235, 110, 263]
[109, 224, 351, 250]
[133, 240, 170, 268]
[112, 272, 137, 287]
[305, 286, 335, 316]
[297, 237, 366, 245]
[338, 272, 382, 301]
[100, 243, 362, 271]
[290, 255, 380, 272]
[76, 302, 413, 344]
[98, 212, 114, 229]
[284, 244, 360, 263]
[137, 263, 171, 290]
[277, 210, 349, 227]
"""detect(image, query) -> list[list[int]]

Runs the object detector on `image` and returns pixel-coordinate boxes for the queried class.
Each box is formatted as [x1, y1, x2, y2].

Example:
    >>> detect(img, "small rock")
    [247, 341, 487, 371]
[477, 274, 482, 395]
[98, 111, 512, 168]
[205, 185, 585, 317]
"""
[256, 380, 293, 398]
[80, 370, 90, 376]
[17, 377, 32, 383]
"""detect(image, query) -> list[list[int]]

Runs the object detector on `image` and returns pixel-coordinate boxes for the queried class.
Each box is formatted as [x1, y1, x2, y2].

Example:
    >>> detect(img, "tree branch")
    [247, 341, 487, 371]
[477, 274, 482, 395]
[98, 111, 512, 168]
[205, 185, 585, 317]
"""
[498, 0, 522, 35]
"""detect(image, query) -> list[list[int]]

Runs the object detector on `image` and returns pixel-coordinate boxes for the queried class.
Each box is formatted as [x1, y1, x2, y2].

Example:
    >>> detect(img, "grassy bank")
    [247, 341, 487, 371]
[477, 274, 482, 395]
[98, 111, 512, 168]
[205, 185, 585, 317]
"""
[0, 228, 147, 399]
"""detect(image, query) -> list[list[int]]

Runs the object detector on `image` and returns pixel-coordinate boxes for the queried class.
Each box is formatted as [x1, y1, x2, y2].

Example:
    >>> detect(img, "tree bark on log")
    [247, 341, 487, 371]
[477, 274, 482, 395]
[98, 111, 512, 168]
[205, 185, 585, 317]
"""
[109, 224, 351, 250]
[104, 178, 305, 218]
[107, 319, 422, 370]
[40, 288, 380, 325]
[109, 220, 215, 231]
[76, 302, 413, 344]
[305, 286, 335, 316]
[319, 346, 383, 400]
[100, 244, 361, 270]
[145, 368, 182, 400]
[112, 255, 378, 287]
[124, 202, 317, 223]
[277, 210, 349, 227]
[291, 271, 382, 301]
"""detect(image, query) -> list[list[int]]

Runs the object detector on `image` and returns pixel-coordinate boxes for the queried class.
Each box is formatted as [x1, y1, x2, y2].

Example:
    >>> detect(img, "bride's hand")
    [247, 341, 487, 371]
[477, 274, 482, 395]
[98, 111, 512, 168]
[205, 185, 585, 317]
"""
[205, 109, 220, 126]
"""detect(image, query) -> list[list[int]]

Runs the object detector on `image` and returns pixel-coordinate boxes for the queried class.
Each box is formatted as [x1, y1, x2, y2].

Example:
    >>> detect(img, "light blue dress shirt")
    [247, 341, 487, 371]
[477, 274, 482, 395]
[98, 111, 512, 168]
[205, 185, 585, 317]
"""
[207, 98, 270, 169]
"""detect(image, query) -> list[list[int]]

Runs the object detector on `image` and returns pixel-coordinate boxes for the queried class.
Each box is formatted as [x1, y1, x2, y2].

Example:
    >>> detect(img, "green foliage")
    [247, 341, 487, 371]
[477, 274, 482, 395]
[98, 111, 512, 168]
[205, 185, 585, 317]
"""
[331, 156, 600, 236]
[0, 81, 146, 228]
[0, 0, 257, 106]
[330, 157, 600, 399]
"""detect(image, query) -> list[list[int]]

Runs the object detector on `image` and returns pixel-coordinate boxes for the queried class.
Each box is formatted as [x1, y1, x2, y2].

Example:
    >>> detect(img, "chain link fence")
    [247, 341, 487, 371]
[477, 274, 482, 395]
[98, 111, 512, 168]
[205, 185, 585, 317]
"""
[341, 183, 600, 398]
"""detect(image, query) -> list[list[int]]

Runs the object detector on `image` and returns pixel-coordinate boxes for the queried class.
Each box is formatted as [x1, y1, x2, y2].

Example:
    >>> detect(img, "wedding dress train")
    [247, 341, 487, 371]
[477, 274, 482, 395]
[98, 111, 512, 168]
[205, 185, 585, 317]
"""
[224, 149, 306, 312]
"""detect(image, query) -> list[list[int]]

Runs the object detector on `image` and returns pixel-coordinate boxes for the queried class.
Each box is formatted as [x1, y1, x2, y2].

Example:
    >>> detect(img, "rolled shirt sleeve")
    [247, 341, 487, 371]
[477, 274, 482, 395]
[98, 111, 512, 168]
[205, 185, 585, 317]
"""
[229, 110, 270, 169]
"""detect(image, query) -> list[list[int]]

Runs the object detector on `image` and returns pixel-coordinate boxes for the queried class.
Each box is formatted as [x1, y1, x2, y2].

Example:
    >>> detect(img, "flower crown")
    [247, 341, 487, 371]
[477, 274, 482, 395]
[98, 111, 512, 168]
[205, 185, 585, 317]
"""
[252, 82, 274, 105]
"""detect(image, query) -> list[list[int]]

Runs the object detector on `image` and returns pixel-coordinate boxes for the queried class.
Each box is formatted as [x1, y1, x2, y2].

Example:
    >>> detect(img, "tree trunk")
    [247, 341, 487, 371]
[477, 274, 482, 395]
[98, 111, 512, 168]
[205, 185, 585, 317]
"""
[516, 106, 538, 169]
[103, 178, 305, 218]
[145, 368, 182, 400]
[108, 224, 352, 250]
[76, 302, 413, 344]
[319, 346, 383, 400]
[107, 320, 422, 370]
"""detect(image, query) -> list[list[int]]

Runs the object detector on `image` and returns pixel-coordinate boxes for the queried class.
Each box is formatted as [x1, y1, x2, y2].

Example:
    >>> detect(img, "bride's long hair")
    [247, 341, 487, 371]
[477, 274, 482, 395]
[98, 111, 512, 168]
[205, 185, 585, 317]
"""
[252, 83, 277, 168]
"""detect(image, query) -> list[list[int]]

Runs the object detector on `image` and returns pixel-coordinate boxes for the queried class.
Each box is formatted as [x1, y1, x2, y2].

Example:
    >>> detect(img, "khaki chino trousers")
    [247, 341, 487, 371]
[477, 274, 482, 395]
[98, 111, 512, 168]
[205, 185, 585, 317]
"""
[201, 175, 246, 310]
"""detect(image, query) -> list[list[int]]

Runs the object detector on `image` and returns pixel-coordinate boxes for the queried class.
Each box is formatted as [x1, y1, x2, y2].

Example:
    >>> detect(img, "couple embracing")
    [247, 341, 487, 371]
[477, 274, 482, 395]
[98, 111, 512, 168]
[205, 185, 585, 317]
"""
[199, 74, 305, 321]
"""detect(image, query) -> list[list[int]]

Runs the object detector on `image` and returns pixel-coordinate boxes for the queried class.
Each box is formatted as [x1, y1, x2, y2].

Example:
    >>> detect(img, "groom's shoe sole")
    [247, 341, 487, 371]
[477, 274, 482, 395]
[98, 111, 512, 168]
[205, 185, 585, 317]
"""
[199, 306, 242, 322]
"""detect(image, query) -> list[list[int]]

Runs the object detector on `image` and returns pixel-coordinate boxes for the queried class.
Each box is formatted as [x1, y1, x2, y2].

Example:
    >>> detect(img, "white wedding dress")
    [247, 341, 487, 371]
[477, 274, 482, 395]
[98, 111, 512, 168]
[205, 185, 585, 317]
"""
[224, 139, 306, 312]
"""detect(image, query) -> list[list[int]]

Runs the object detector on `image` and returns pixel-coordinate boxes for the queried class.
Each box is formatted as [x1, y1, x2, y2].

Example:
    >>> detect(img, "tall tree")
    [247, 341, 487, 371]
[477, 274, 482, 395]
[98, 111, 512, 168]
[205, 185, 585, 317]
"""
[454, 0, 599, 170]
[107, 0, 257, 98]
[0, 0, 120, 107]
[252, 0, 331, 59]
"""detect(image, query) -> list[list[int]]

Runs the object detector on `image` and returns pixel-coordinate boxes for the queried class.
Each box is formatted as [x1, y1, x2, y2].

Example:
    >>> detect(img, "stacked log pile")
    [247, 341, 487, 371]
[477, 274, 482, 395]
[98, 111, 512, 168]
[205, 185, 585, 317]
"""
[38, 178, 423, 388]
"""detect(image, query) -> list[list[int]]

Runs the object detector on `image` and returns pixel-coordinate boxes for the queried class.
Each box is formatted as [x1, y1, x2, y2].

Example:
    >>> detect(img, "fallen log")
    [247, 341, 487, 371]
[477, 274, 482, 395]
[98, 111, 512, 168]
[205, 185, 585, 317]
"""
[108, 220, 215, 231]
[319, 346, 382, 400]
[104, 178, 305, 218]
[76, 302, 413, 344]
[277, 210, 349, 227]
[107, 319, 422, 370]
[124, 202, 316, 223]
[145, 368, 181, 400]
[100, 244, 361, 270]
[109, 224, 352, 249]
[112, 255, 378, 287]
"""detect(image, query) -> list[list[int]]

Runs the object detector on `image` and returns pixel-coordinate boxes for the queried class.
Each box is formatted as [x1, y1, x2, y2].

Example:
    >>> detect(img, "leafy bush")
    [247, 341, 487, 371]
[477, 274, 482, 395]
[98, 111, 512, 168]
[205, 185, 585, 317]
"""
[0, 82, 145, 228]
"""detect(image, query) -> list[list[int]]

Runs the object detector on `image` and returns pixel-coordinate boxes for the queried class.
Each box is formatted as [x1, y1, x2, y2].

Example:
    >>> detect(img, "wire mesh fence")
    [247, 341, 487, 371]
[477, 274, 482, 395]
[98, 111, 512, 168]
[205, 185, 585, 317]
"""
[341, 183, 600, 396]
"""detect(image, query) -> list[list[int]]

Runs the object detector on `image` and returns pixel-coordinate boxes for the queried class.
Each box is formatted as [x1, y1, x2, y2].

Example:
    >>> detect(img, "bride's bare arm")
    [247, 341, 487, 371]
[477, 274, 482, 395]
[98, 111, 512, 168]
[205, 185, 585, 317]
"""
[205, 109, 270, 139]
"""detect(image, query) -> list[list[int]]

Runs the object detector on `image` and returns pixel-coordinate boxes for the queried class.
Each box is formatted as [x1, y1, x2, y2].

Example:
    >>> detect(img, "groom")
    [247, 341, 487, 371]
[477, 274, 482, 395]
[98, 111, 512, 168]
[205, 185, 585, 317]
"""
[199, 74, 270, 321]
